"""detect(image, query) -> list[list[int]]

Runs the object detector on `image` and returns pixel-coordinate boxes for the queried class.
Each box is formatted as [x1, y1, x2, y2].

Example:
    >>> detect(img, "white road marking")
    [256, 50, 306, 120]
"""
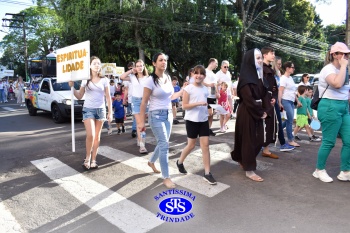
[31, 157, 163, 233]
[98, 146, 230, 197]
[0, 201, 25, 233]
[0, 107, 17, 111]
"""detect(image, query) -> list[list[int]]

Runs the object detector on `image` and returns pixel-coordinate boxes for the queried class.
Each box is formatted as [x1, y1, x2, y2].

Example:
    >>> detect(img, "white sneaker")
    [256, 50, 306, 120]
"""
[337, 171, 350, 181]
[220, 127, 226, 133]
[313, 169, 333, 183]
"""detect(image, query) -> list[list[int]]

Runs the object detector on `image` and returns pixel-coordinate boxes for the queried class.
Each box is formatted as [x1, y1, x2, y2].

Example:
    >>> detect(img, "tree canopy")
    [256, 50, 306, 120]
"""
[0, 0, 343, 78]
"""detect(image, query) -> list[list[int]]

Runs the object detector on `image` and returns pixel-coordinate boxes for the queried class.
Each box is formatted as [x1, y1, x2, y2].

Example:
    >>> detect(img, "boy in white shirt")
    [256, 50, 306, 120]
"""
[176, 65, 217, 185]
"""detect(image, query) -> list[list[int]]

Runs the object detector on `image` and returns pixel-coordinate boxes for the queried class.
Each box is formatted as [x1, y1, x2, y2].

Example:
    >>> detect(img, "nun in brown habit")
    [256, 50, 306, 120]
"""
[231, 48, 274, 182]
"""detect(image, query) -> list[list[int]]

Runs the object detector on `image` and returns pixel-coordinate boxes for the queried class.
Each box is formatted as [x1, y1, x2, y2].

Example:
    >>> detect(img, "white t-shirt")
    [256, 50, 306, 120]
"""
[123, 80, 132, 101]
[216, 70, 232, 96]
[298, 81, 310, 86]
[129, 74, 149, 98]
[81, 77, 109, 108]
[204, 69, 218, 99]
[109, 84, 116, 96]
[184, 84, 209, 122]
[144, 75, 174, 111]
[280, 75, 297, 102]
[319, 63, 350, 100]
[0, 82, 4, 89]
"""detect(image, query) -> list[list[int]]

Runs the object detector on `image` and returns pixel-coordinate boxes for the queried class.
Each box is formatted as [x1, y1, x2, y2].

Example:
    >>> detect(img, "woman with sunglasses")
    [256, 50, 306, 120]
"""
[312, 42, 350, 183]
[278, 61, 300, 147]
[298, 73, 311, 86]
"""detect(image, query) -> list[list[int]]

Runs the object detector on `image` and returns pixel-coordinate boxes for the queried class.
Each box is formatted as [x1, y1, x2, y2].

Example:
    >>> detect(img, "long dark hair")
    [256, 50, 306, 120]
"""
[151, 52, 170, 86]
[281, 61, 293, 75]
[86, 56, 103, 90]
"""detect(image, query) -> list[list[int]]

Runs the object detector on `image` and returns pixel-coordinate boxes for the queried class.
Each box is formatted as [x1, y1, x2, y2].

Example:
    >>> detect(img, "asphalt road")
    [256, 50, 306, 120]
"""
[0, 100, 349, 233]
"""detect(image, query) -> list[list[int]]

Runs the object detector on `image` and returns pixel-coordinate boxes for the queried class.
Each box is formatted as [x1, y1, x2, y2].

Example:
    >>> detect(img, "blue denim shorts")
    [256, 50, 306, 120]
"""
[132, 97, 148, 114]
[82, 107, 106, 121]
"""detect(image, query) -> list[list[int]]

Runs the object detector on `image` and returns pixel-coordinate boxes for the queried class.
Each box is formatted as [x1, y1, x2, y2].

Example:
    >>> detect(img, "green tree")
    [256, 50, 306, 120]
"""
[0, 6, 63, 76]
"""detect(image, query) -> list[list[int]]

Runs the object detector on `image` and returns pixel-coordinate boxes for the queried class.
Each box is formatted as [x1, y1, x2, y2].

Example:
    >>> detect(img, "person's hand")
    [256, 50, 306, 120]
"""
[107, 113, 113, 123]
[271, 98, 276, 106]
[297, 101, 302, 108]
[68, 81, 74, 87]
[339, 54, 349, 67]
[279, 103, 283, 111]
[182, 81, 189, 88]
[197, 102, 207, 106]
[261, 112, 267, 119]
[138, 123, 146, 133]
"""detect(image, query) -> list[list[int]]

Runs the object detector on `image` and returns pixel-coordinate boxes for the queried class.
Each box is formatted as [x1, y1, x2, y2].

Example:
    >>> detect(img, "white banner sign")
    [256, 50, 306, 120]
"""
[115, 66, 125, 76]
[3, 70, 14, 76]
[101, 63, 117, 76]
[56, 40, 90, 83]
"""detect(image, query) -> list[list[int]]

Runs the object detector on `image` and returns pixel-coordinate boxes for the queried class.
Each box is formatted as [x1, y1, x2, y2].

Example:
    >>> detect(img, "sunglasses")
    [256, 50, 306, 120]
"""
[223, 66, 229, 69]
[290, 67, 295, 69]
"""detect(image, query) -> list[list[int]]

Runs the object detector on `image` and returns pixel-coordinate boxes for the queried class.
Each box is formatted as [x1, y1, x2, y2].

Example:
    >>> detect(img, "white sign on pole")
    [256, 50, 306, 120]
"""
[56, 40, 90, 153]
[115, 66, 125, 76]
[56, 40, 90, 83]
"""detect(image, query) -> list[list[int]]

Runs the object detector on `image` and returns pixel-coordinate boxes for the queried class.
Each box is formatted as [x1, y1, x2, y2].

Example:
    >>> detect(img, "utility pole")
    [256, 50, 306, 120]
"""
[2, 13, 28, 81]
[346, 0, 350, 46]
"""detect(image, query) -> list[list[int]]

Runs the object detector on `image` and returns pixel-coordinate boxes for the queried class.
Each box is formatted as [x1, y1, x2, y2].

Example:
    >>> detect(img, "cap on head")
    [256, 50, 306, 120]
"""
[330, 42, 350, 54]
[114, 91, 121, 96]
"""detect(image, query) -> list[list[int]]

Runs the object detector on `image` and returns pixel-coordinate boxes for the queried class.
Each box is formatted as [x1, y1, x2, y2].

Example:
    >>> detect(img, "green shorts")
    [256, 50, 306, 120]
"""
[296, 114, 309, 127]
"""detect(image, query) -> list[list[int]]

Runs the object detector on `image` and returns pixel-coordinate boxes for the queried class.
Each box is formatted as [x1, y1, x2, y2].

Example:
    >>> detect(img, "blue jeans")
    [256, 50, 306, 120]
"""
[281, 99, 294, 141]
[132, 115, 136, 131]
[275, 102, 286, 145]
[148, 109, 173, 179]
[127, 102, 132, 115]
[0, 89, 5, 102]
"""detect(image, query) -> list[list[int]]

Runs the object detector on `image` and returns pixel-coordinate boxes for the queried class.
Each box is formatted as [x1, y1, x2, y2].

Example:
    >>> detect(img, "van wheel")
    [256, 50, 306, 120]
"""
[27, 101, 37, 116]
[52, 104, 65, 123]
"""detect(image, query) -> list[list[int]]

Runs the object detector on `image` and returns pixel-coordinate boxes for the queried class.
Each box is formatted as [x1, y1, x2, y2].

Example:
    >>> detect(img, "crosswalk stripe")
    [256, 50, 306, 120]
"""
[0, 201, 24, 233]
[99, 146, 230, 198]
[0, 107, 16, 111]
[31, 157, 163, 233]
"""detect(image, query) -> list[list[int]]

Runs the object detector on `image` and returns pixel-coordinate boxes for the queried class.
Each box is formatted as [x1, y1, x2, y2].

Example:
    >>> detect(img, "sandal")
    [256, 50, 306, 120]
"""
[82, 158, 91, 170]
[90, 160, 98, 169]
[139, 146, 148, 154]
[148, 161, 161, 173]
[246, 172, 264, 182]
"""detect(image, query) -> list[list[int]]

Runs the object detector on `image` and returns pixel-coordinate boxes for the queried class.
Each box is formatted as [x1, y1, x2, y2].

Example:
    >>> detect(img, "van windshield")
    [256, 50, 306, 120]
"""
[52, 80, 81, 91]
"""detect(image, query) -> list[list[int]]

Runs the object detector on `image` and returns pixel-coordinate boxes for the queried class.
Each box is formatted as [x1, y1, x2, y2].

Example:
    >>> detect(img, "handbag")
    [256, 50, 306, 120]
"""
[311, 85, 329, 110]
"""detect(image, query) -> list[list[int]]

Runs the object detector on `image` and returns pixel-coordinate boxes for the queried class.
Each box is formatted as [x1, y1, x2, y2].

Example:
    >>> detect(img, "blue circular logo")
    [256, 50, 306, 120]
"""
[159, 197, 192, 215]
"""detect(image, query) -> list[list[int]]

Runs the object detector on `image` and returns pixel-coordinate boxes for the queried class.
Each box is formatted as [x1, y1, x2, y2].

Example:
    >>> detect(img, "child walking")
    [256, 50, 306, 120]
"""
[112, 92, 125, 135]
[176, 65, 217, 185]
[218, 82, 231, 133]
[294, 86, 321, 141]
[293, 86, 320, 142]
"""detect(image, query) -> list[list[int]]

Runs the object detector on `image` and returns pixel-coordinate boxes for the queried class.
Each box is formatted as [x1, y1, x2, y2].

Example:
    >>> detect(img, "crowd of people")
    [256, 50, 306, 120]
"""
[66, 41, 350, 188]
[0, 76, 27, 106]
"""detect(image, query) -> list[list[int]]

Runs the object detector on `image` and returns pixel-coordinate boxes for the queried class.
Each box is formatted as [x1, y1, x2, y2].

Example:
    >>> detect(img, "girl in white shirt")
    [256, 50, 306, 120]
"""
[69, 56, 113, 170]
[120, 59, 149, 154]
[176, 65, 217, 185]
[138, 53, 186, 189]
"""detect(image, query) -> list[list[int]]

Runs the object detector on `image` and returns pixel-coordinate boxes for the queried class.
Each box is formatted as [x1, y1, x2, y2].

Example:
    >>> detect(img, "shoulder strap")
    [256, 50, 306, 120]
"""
[320, 85, 329, 98]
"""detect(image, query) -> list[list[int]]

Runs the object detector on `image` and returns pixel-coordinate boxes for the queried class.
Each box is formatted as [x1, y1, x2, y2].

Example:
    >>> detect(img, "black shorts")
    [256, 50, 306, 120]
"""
[115, 118, 124, 123]
[172, 102, 179, 107]
[207, 98, 216, 109]
[185, 120, 210, 139]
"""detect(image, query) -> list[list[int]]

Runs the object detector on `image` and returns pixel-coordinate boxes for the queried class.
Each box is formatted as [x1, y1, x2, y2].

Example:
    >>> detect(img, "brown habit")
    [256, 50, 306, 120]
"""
[231, 49, 272, 171]
[262, 63, 278, 147]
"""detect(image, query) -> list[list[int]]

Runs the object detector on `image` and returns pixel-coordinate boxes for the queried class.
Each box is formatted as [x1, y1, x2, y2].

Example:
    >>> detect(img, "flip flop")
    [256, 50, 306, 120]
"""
[246, 173, 264, 182]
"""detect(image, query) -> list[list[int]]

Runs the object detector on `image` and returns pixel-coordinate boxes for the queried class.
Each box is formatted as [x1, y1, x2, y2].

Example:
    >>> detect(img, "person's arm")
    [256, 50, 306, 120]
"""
[278, 86, 284, 107]
[104, 83, 113, 123]
[325, 55, 348, 88]
[120, 69, 135, 81]
[123, 86, 128, 105]
[240, 84, 266, 120]
[68, 81, 85, 100]
[171, 82, 188, 100]
[138, 87, 152, 132]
